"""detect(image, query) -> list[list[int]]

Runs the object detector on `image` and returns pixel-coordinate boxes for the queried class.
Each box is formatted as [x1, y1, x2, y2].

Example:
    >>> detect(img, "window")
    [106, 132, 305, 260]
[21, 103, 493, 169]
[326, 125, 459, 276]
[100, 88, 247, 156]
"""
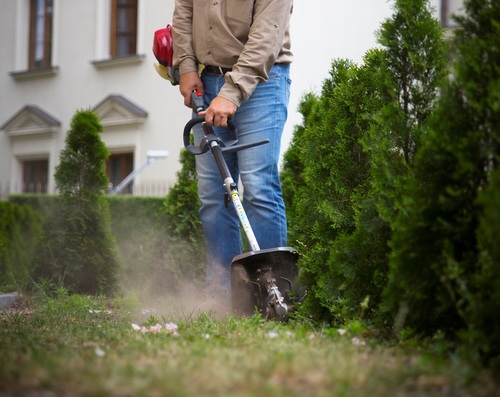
[29, 0, 53, 69]
[107, 153, 134, 194]
[110, 0, 138, 58]
[22, 159, 48, 193]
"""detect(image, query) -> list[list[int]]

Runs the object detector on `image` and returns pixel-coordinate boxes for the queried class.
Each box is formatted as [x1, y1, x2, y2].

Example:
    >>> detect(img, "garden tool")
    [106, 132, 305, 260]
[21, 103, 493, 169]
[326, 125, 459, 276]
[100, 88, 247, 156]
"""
[183, 114, 305, 320]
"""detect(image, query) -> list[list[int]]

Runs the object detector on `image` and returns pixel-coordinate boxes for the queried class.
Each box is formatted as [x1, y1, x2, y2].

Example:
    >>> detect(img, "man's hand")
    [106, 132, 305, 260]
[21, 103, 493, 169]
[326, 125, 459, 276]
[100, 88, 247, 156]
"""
[200, 96, 237, 128]
[179, 72, 203, 108]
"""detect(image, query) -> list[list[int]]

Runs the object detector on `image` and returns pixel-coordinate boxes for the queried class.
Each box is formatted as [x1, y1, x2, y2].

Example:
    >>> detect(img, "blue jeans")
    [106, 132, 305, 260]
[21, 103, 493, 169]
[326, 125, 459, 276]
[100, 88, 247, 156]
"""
[193, 63, 291, 298]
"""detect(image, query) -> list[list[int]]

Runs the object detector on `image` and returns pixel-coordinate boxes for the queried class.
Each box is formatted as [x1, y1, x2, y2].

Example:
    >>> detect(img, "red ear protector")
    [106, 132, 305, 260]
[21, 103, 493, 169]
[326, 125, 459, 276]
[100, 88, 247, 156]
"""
[152, 24, 180, 85]
[153, 24, 174, 67]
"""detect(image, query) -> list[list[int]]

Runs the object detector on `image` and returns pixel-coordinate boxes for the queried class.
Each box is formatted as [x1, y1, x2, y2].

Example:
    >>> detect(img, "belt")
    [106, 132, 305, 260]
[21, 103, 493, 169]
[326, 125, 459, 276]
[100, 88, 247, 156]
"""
[204, 65, 232, 75]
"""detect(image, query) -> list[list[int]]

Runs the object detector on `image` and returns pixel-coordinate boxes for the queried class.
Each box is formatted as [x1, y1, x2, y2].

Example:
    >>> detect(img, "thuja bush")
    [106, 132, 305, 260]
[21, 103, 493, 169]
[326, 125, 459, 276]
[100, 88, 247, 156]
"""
[367, 0, 446, 222]
[474, 168, 500, 368]
[384, 0, 500, 367]
[282, 0, 446, 324]
[33, 110, 119, 295]
[280, 93, 312, 223]
[358, 0, 446, 326]
[282, 52, 387, 322]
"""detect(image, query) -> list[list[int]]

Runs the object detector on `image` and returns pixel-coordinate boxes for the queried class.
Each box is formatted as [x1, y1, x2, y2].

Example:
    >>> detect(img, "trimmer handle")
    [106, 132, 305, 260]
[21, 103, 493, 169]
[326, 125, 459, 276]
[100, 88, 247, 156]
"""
[183, 116, 269, 155]
[183, 116, 237, 155]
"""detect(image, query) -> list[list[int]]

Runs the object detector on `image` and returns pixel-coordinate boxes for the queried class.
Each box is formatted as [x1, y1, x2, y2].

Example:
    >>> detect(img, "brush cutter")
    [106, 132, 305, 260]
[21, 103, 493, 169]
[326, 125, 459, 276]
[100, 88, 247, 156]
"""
[183, 114, 305, 321]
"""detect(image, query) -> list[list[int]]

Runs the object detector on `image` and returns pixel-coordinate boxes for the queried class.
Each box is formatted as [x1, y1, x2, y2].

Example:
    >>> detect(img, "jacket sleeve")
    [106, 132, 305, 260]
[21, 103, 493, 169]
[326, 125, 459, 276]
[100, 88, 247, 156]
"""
[219, 0, 293, 107]
[172, 0, 198, 75]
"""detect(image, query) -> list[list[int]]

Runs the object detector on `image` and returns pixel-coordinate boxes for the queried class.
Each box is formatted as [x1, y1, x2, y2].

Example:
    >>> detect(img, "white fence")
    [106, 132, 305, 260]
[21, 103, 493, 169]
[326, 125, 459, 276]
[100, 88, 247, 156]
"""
[0, 181, 175, 199]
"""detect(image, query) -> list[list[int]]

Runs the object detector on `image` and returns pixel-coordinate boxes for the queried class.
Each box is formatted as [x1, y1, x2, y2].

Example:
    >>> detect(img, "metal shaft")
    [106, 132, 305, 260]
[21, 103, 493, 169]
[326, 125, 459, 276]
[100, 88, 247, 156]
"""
[210, 141, 260, 252]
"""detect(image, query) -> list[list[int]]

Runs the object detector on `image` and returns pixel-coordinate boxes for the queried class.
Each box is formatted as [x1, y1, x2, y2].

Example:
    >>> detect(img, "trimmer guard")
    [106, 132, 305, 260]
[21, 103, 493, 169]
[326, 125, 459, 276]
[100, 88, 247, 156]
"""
[231, 247, 303, 318]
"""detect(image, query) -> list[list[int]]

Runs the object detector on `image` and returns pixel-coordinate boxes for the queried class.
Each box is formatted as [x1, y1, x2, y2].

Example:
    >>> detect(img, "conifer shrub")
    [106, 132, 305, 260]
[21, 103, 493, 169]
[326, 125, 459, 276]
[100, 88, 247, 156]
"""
[384, 0, 500, 367]
[32, 109, 119, 295]
[281, 0, 446, 325]
[282, 53, 386, 322]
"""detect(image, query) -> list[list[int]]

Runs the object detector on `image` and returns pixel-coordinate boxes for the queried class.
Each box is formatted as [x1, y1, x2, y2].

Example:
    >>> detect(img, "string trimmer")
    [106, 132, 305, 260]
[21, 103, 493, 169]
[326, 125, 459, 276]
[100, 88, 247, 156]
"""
[183, 113, 305, 320]
[153, 24, 304, 320]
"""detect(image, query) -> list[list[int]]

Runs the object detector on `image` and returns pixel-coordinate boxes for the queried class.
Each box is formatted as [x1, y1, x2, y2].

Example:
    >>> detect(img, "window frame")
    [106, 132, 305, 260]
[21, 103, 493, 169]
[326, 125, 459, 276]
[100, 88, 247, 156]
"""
[22, 158, 49, 194]
[106, 152, 134, 194]
[109, 0, 138, 58]
[28, 0, 53, 70]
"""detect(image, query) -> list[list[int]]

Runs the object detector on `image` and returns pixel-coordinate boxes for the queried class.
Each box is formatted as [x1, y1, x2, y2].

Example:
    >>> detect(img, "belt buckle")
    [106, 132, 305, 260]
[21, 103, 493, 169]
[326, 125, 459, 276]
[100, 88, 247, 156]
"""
[217, 66, 224, 75]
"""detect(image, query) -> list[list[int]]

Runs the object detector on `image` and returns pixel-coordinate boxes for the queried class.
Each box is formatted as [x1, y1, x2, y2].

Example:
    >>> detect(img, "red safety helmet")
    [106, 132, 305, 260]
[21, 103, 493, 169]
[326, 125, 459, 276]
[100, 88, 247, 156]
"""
[153, 24, 174, 67]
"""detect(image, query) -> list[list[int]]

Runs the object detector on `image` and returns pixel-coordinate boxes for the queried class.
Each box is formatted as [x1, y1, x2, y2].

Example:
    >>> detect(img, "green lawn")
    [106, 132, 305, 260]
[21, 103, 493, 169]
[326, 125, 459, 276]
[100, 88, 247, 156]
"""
[0, 292, 498, 397]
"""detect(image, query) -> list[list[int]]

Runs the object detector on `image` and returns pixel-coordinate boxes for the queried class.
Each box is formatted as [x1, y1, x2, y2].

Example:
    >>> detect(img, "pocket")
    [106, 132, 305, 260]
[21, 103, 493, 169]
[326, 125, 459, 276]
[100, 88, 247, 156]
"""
[224, 0, 253, 39]
[225, 0, 253, 24]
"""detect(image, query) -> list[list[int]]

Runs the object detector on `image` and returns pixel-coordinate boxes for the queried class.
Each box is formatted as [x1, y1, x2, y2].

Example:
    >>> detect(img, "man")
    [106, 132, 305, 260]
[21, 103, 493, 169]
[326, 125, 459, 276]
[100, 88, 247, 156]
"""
[172, 0, 294, 306]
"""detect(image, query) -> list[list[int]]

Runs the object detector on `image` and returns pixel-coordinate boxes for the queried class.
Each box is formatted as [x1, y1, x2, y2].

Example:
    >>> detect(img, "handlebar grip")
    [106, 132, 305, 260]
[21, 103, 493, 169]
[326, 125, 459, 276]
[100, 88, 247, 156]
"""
[183, 116, 236, 155]
[183, 116, 206, 155]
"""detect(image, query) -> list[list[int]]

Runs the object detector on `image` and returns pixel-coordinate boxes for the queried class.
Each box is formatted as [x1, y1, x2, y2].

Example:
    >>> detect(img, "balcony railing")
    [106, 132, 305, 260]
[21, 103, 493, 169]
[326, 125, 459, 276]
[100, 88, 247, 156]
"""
[0, 181, 175, 199]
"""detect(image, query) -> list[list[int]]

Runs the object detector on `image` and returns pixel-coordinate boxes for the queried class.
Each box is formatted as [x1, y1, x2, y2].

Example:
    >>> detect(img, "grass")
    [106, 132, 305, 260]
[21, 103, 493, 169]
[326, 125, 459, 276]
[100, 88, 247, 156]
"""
[0, 291, 498, 397]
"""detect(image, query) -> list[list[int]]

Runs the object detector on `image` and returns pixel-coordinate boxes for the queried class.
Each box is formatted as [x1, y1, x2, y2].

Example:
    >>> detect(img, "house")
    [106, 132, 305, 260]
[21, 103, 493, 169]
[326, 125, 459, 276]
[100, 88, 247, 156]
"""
[0, 0, 189, 198]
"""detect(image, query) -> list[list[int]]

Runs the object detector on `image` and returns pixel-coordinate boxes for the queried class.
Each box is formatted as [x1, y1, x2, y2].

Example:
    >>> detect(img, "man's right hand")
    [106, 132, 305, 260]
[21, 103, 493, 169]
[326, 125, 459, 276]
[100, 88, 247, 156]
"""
[179, 71, 204, 109]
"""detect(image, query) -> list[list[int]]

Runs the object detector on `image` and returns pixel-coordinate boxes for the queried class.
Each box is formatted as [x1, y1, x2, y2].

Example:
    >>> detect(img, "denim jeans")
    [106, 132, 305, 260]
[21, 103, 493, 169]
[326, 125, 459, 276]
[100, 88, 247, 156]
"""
[193, 63, 291, 298]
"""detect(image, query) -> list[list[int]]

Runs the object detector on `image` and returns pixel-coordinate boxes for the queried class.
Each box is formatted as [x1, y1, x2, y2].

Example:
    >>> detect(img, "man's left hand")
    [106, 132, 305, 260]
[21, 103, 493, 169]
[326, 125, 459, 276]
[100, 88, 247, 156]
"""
[199, 96, 237, 128]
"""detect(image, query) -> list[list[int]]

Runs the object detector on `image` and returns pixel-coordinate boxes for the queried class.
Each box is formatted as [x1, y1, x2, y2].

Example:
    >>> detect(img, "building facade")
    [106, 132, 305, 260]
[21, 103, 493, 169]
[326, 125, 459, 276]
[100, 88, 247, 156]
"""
[0, 0, 189, 198]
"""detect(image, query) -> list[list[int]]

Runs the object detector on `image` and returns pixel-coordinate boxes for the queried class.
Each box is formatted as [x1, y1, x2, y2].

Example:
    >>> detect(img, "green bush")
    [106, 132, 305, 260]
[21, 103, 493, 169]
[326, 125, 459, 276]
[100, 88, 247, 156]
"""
[384, 0, 500, 367]
[32, 110, 119, 295]
[8, 194, 184, 298]
[282, 0, 446, 325]
[282, 53, 387, 322]
[0, 201, 42, 291]
[4, 139, 204, 300]
[473, 168, 500, 368]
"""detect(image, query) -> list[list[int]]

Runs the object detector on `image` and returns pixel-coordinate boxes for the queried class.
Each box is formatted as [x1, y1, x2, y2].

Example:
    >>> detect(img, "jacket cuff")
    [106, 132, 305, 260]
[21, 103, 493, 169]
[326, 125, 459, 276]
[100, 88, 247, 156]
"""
[178, 59, 199, 75]
[218, 80, 244, 108]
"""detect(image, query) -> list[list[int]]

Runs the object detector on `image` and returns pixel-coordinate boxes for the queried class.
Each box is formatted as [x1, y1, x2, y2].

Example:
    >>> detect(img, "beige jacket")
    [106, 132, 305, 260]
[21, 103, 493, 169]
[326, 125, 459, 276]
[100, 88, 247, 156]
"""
[172, 0, 293, 107]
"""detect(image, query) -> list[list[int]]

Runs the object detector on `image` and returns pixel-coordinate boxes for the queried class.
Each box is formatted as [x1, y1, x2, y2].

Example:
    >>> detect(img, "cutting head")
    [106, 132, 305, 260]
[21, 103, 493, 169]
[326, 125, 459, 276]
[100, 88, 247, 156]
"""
[230, 247, 305, 320]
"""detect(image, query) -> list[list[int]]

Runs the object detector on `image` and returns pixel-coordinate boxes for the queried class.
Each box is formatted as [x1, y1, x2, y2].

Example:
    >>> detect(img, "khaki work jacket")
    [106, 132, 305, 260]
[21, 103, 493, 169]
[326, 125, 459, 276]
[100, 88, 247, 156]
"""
[173, 0, 293, 107]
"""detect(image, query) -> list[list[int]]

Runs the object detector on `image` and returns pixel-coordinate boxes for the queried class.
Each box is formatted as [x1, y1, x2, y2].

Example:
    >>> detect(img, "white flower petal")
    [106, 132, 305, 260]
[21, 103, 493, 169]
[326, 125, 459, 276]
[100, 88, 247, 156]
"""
[351, 337, 366, 346]
[94, 347, 105, 357]
[131, 323, 141, 331]
[165, 322, 179, 333]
